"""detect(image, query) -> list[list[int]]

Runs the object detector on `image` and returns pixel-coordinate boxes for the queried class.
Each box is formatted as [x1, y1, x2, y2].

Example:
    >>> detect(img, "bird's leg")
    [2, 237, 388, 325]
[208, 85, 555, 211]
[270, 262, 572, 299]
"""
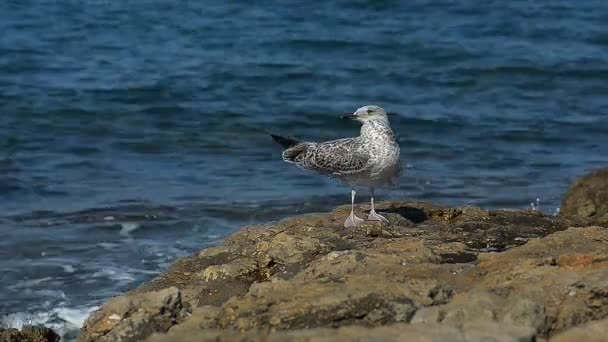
[344, 189, 364, 228]
[368, 187, 389, 222]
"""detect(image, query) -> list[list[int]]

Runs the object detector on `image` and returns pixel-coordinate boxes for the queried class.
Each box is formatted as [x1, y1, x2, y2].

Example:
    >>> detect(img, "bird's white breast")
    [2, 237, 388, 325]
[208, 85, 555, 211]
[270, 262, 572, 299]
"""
[353, 121, 401, 187]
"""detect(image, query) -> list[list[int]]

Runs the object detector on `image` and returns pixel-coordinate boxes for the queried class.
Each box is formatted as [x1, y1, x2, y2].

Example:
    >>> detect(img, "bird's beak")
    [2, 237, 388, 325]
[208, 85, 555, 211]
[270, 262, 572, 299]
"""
[341, 113, 356, 120]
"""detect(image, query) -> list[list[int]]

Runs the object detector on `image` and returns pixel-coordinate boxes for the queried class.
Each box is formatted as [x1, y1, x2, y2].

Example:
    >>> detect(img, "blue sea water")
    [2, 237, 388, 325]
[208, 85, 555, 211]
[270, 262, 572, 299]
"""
[1, 0, 607, 338]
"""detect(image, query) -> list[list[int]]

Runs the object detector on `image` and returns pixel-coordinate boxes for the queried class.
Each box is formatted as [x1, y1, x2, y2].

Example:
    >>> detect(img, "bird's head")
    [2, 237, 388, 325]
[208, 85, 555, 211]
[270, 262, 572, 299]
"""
[341, 105, 388, 124]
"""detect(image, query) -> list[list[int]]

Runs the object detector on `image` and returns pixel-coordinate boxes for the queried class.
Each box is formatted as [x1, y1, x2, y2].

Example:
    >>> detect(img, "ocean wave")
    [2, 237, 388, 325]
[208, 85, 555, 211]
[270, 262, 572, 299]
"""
[8, 202, 179, 226]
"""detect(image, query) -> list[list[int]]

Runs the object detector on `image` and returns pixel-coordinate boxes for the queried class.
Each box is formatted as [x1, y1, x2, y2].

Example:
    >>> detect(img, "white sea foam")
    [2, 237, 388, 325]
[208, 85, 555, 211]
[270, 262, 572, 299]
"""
[32, 290, 67, 299]
[530, 197, 541, 211]
[91, 266, 136, 283]
[10, 277, 53, 289]
[97, 242, 119, 250]
[119, 222, 140, 236]
[62, 264, 76, 273]
[1, 305, 98, 342]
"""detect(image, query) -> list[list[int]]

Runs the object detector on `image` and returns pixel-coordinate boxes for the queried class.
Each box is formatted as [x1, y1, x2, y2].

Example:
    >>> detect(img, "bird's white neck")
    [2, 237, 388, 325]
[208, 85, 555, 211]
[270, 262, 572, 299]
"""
[360, 119, 394, 140]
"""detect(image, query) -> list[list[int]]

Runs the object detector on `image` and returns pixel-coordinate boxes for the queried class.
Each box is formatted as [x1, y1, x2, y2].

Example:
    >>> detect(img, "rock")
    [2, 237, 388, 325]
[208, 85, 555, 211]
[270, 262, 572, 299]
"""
[148, 322, 538, 342]
[147, 324, 467, 342]
[502, 297, 546, 334]
[470, 226, 608, 335]
[266, 231, 332, 264]
[411, 290, 502, 326]
[78, 287, 184, 342]
[78, 200, 608, 342]
[462, 322, 536, 342]
[0, 326, 60, 342]
[216, 275, 434, 330]
[198, 258, 258, 282]
[550, 317, 608, 342]
[561, 168, 608, 226]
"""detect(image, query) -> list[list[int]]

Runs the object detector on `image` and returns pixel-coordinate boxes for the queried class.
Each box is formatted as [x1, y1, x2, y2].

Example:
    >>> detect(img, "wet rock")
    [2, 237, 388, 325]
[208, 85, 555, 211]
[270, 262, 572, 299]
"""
[561, 168, 608, 226]
[78, 201, 608, 341]
[0, 326, 60, 342]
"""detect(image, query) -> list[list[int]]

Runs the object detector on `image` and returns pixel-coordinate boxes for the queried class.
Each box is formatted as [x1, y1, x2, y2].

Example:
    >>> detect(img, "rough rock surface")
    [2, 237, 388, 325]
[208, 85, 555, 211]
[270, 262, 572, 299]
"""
[79, 287, 184, 342]
[0, 326, 60, 342]
[79, 200, 608, 342]
[561, 167, 608, 226]
[550, 317, 608, 342]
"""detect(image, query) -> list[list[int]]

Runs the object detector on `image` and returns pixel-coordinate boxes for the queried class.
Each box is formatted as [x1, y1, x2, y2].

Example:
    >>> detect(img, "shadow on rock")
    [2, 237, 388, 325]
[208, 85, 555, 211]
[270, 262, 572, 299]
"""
[378, 205, 428, 223]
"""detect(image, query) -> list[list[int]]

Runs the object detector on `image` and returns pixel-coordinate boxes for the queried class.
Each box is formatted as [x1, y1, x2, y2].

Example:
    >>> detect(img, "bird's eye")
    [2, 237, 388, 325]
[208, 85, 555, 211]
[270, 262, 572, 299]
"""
[366, 109, 373, 114]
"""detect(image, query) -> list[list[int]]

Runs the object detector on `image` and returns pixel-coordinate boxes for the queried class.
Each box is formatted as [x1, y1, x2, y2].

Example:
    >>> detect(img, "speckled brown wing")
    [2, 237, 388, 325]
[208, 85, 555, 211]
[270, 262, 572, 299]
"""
[292, 138, 369, 176]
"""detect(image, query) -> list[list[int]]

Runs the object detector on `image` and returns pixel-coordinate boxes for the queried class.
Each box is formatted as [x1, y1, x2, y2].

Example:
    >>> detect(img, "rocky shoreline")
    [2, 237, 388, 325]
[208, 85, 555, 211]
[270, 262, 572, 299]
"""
[5, 169, 608, 342]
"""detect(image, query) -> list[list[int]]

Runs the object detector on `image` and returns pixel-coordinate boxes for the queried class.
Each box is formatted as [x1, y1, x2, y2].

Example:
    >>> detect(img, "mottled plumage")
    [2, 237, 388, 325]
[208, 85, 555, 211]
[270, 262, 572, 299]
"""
[274, 116, 399, 187]
[285, 138, 369, 175]
[271, 105, 401, 228]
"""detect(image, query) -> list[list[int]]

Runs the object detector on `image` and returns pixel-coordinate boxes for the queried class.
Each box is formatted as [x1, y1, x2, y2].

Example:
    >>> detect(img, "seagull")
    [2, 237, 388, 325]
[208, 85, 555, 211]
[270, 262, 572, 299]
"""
[271, 105, 400, 227]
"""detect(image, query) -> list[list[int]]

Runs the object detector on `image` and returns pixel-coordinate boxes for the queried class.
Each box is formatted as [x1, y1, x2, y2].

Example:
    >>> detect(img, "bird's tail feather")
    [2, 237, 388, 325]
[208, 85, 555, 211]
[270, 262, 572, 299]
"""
[270, 134, 300, 149]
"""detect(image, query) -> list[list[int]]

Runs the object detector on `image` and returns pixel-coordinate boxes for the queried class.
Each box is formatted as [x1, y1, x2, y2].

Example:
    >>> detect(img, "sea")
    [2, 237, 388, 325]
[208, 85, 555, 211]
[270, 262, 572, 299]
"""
[1, 0, 607, 339]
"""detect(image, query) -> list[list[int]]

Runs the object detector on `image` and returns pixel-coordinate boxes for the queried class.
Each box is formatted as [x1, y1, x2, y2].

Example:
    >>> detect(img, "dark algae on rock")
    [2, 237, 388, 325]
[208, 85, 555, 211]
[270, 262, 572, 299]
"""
[0, 326, 60, 342]
[76, 189, 608, 341]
